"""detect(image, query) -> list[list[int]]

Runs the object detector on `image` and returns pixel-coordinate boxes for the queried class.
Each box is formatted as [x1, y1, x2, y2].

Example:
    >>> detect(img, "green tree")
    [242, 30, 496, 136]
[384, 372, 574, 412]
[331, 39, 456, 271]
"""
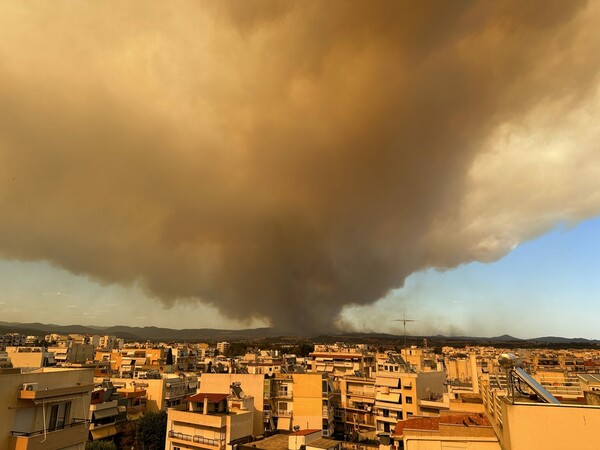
[136, 410, 168, 450]
[225, 342, 248, 357]
[293, 344, 313, 357]
[85, 441, 117, 450]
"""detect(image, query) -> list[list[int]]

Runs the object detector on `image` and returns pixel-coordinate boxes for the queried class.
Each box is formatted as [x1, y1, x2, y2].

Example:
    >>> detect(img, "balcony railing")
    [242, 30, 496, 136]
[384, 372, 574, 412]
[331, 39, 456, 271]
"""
[276, 390, 292, 398]
[165, 390, 186, 399]
[347, 390, 375, 398]
[168, 430, 225, 449]
[275, 409, 292, 416]
[9, 419, 88, 450]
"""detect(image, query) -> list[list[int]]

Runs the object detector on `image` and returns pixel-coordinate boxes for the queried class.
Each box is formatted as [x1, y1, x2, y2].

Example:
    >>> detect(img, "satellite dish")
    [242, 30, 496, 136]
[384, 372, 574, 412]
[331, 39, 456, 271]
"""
[293, 425, 301, 432]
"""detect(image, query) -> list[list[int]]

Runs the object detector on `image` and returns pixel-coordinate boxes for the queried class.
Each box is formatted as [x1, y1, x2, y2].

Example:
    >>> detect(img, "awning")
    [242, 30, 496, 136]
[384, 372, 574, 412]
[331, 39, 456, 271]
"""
[277, 417, 291, 431]
[375, 392, 401, 403]
[93, 407, 119, 420]
[375, 377, 399, 388]
[91, 425, 117, 440]
[33, 396, 82, 405]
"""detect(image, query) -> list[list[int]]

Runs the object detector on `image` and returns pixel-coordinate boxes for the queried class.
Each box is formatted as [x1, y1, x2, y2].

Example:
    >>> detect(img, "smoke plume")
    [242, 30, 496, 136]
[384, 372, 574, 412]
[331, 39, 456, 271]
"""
[0, 1, 599, 332]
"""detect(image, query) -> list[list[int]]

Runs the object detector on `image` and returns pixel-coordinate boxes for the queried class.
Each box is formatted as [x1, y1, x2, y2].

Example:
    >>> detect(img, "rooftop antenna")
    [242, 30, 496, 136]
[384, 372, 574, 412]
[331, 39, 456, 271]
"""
[393, 314, 419, 357]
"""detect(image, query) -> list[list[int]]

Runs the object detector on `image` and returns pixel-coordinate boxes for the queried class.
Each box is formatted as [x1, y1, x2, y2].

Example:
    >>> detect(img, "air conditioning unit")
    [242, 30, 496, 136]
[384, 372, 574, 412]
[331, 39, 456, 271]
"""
[22, 383, 39, 391]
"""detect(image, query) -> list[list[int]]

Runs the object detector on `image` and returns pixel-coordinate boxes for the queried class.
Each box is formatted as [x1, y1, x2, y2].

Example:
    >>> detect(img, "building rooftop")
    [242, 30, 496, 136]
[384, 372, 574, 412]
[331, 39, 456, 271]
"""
[307, 438, 340, 449]
[393, 413, 491, 436]
[188, 393, 229, 403]
[244, 433, 289, 450]
[290, 429, 321, 436]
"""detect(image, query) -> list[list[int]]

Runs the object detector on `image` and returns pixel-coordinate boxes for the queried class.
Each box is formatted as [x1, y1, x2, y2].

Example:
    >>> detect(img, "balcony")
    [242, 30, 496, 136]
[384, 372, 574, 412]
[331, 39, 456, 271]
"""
[90, 399, 118, 412]
[274, 409, 292, 417]
[347, 390, 375, 398]
[346, 414, 376, 427]
[276, 390, 292, 398]
[376, 415, 400, 424]
[167, 408, 227, 428]
[9, 419, 88, 450]
[165, 389, 187, 399]
[322, 406, 334, 419]
[168, 430, 225, 449]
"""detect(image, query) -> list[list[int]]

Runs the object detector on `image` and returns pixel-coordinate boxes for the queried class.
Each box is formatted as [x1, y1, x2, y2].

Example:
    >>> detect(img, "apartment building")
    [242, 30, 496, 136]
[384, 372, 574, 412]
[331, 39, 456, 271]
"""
[0, 367, 94, 450]
[89, 379, 127, 442]
[104, 347, 168, 375]
[338, 375, 376, 439]
[200, 372, 335, 437]
[480, 353, 600, 450]
[217, 342, 230, 355]
[172, 345, 200, 371]
[165, 390, 254, 450]
[445, 353, 480, 394]
[48, 342, 95, 365]
[0, 350, 11, 367]
[0, 333, 27, 349]
[98, 335, 124, 350]
[6, 346, 56, 368]
[310, 344, 375, 377]
[374, 370, 446, 433]
[199, 373, 268, 436]
[392, 413, 499, 449]
[398, 348, 440, 373]
[103, 374, 198, 412]
[269, 372, 335, 436]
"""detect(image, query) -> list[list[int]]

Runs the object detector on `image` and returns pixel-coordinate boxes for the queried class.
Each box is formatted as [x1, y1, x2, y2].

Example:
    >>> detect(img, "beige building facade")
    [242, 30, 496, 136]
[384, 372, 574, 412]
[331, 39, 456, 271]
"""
[0, 367, 94, 450]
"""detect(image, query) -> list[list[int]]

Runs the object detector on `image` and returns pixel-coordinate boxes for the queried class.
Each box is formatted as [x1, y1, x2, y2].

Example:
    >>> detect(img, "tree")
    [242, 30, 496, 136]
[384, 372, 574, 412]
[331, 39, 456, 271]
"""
[293, 344, 313, 357]
[85, 441, 117, 450]
[136, 410, 168, 450]
[225, 342, 248, 357]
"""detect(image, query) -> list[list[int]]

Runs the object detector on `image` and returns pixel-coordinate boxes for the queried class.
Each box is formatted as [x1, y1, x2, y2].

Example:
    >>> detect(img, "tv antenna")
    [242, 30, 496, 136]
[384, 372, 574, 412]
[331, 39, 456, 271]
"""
[393, 314, 419, 355]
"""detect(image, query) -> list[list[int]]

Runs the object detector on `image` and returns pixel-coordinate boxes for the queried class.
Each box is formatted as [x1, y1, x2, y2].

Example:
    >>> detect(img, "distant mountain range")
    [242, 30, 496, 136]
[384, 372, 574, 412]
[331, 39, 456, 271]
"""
[0, 321, 599, 346]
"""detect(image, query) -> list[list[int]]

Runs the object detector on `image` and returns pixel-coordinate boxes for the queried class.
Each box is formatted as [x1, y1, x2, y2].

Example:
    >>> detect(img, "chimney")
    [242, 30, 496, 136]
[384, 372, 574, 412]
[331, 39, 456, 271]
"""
[203, 396, 208, 414]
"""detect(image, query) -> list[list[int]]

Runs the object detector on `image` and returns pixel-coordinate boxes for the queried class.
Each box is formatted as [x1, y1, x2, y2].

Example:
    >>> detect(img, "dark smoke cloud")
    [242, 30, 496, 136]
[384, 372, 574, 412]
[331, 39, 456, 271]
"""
[0, 1, 599, 332]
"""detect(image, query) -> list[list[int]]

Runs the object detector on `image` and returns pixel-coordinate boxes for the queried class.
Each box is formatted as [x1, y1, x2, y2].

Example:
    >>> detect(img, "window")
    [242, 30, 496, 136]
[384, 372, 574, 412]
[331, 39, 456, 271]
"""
[48, 402, 71, 431]
[405, 396, 412, 404]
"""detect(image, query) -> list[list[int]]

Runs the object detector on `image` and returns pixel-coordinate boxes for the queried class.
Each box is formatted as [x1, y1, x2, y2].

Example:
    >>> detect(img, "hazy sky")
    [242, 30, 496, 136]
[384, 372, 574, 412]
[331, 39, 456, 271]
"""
[1, 1, 600, 336]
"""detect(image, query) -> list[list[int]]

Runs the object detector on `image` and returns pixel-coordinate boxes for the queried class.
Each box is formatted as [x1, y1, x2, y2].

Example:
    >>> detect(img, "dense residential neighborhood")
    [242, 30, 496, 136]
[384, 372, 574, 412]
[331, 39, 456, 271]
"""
[3, 330, 600, 449]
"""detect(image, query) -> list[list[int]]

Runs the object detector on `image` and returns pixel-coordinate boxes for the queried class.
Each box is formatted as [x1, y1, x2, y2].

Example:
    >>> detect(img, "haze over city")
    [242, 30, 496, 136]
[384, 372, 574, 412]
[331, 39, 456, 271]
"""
[1, 1, 600, 338]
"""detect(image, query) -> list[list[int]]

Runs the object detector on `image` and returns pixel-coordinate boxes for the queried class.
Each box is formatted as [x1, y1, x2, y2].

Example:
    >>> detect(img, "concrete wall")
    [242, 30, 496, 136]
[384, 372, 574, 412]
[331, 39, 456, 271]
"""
[403, 436, 500, 450]
[292, 373, 325, 431]
[500, 399, 600, 450]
